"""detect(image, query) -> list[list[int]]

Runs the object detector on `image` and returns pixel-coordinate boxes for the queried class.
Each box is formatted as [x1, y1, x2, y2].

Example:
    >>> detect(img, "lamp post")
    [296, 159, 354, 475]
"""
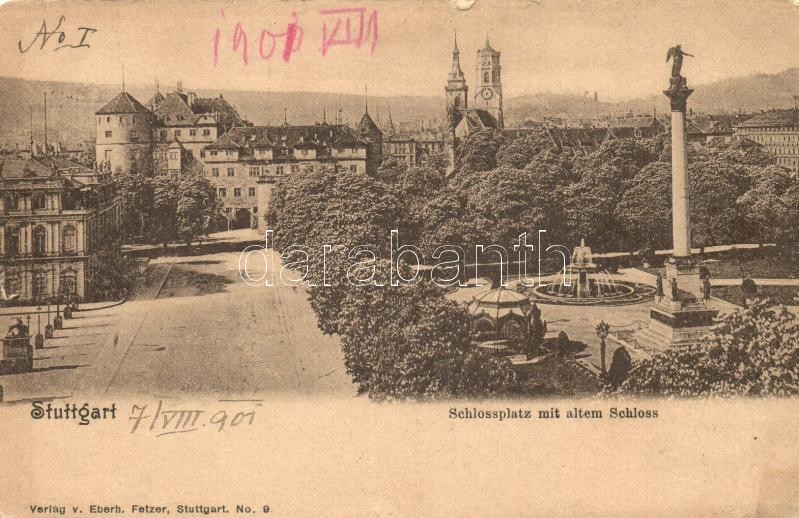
[44, 299, 53, 339]
[595, 320, 610, 378]
[54, 295, 63, 330]
[63, 294, 73, 319]
[35, 306, 44, 349]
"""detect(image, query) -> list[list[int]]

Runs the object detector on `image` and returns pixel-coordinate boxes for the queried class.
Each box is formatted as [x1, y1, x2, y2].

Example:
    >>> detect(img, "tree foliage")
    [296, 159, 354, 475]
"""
[617, 301, 799, 397]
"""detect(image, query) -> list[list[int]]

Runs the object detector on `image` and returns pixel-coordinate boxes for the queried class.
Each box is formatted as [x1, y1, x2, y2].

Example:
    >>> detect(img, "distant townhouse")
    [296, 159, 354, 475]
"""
[734, 109, 799, 173]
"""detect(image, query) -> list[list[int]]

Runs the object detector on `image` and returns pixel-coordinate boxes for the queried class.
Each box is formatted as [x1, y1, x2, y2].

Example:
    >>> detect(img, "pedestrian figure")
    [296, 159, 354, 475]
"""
[702, 277, 711, 305]
[656, 273, 664, 302]
[670, 277, 678, 301]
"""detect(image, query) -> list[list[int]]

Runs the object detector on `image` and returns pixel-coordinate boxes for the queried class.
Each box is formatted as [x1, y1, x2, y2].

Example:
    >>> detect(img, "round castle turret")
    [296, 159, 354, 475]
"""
[95, 91, 155, 174]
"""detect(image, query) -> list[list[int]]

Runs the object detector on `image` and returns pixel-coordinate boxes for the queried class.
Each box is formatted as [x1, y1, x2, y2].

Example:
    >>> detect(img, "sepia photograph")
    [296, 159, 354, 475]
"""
[0, 0, 797, 515]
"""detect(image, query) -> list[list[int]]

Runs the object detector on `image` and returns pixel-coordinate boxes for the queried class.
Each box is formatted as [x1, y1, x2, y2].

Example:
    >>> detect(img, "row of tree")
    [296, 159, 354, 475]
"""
[451, 129, 799, 256]
[269, 131, 799, 398]
[114, 171, 219, 249]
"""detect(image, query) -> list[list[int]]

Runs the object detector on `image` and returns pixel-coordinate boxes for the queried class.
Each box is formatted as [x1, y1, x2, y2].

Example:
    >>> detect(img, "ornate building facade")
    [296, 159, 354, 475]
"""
[0, 155, 121, 303]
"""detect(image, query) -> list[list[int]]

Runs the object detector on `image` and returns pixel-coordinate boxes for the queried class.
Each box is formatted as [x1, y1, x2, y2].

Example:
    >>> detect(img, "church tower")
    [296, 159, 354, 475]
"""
[444, 33, 468, 120]
[473, 36, 503, 128]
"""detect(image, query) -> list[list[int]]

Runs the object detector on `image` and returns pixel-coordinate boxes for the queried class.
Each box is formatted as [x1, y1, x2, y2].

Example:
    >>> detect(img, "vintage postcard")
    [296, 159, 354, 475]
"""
[0, 0, 798, 515]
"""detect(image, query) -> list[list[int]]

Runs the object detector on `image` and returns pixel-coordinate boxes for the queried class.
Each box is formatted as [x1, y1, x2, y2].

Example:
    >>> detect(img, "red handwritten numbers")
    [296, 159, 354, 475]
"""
[213, 8, 377, 65]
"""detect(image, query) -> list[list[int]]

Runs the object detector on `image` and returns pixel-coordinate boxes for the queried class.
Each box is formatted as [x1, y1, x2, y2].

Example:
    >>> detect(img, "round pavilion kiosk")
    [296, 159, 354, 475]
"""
[468, 287, 531, 345]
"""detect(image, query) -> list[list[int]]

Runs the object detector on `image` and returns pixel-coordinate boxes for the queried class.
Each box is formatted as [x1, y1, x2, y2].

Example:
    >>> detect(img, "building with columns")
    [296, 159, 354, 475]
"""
[0, 155, 121, 303]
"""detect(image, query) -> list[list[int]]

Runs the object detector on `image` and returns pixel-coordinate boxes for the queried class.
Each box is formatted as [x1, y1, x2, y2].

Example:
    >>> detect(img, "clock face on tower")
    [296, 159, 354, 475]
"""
[480, 88, 494, 100]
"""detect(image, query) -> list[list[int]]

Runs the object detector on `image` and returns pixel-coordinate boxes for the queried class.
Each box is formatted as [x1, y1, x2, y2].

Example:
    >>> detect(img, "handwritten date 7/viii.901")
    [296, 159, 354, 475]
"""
[18, 16, 97, 53]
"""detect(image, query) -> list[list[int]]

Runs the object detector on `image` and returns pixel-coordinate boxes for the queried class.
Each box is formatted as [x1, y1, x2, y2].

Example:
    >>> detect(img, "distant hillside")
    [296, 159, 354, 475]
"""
[2, 68, 799, 147]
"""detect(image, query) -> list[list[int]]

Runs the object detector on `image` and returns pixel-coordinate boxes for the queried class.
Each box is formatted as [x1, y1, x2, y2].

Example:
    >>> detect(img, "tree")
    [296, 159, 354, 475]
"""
[176, 175, 218, 249]
[113, 170, 154, 242]
[271, 168, 401, 252]
[151, 174, 180, 248]
[615, 161, 672, 250]
[453, 129, 505, 180]
[738, 166, 799, 254]
[617, 301, 799, 397]
[496, 130, 561, 169]
[334, 260, 517, 400]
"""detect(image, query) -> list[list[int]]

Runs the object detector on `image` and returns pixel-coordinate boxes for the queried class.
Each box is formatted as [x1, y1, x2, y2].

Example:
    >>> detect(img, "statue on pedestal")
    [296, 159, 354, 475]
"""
[666, 45, 694, 89]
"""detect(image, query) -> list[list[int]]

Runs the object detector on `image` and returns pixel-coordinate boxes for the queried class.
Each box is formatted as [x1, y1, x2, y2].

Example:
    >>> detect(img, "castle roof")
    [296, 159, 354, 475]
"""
[151, 91, 248, 130]
[209, 124, 367, 155]
[357, 112, 383, 137]
[146, 91, 165, 109]
[96, 91, 152, 115]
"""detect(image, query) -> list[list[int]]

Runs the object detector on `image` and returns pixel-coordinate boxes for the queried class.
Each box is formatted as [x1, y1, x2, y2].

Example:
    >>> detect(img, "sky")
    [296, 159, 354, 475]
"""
[1, 0, 799, 101]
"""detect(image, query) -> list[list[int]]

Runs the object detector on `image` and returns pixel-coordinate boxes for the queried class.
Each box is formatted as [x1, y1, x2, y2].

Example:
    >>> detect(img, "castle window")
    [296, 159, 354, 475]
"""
[276, 165, 284, 175]
[33, 270, 47, 298]
[160, 130, 167, 141]
[33, 226, 47, 256]
[290, 165, 299, 173]
[218, 188, 226, 197]
[130, 129, 138, 141]
[349, 165, 358, 173]
[227, 167, 235, 177]
[210, 150, 218, 156]
[234, 188, 242, 197]
[105, 131, 113, 138]
[32, 193, 46, 210]
[60, 269, 77, 296]
[483, 71, 489, 83]
[62, 225, 77, 255]
[190, 129, 197, 136]
[175, 130, 181, 137]
[4, 194, 19, 211]
[169, 152, 178, 160]
[248, 187, 256, 197]
[203, 129, 211, 137]
[249, 167, 258, 177]
[4, 272, 19, 295]
[211, 168, 219, 177]
[106, 117, 110, 123]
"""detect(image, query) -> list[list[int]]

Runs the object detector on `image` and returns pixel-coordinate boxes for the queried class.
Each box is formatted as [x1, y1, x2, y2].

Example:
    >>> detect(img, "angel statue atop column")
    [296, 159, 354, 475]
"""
[666, 45, 694, 87]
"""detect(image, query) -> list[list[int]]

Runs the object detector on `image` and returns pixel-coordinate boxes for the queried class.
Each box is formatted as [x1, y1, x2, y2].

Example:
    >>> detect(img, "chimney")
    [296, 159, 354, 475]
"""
[177, 81, 183, 92]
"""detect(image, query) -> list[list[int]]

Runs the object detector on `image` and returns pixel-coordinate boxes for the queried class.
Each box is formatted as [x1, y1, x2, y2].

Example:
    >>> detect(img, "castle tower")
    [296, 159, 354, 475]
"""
[95, 91, 154, 174]
[445, 33, 468, 120]
[473, 35, 503, 128]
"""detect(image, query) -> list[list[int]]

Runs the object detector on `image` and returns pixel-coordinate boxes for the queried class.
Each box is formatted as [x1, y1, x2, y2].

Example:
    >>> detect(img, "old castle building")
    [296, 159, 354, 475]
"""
[96, 83, 373, 229]
[95, 83, 247, 176]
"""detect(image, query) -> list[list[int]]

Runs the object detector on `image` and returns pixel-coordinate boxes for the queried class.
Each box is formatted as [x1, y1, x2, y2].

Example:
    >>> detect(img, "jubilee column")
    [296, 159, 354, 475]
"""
[665, 85, 693, 258]
[628, 45, 719, 350]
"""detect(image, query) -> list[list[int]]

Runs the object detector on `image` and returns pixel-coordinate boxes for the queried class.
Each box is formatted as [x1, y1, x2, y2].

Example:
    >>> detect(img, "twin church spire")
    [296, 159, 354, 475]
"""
[445, 31, 503, 128]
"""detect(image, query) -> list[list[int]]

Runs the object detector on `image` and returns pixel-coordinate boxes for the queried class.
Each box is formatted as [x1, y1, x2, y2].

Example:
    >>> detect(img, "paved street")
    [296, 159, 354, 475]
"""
[0, 230, 354, 401]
